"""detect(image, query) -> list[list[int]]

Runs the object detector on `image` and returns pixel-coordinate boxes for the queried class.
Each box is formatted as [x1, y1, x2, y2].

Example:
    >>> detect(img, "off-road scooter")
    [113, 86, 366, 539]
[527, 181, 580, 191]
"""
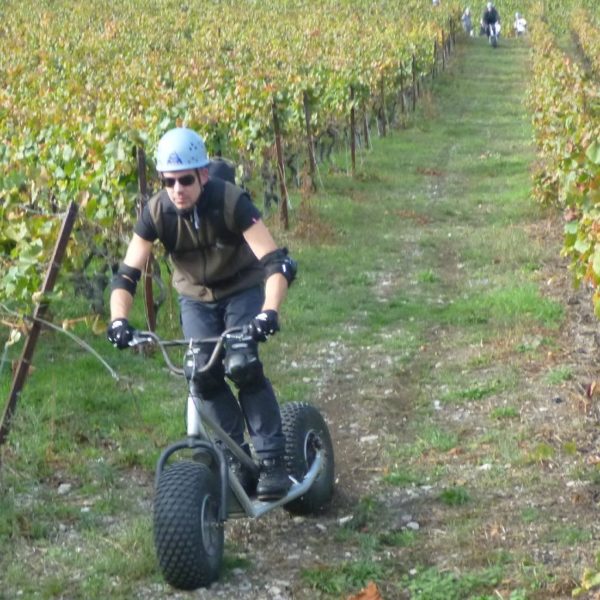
[129, 327, 335, 590]
[487, 21, 501, 47]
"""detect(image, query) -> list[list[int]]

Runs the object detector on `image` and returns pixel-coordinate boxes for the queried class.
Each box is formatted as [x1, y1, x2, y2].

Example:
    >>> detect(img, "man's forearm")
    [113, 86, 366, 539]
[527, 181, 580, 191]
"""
[262, 274, 288, 313]
[110, 289, 134, 320]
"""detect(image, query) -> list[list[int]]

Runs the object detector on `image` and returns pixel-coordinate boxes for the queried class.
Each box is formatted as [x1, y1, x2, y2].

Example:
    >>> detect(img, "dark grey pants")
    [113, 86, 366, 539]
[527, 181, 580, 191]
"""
[179, 286, 285, 458]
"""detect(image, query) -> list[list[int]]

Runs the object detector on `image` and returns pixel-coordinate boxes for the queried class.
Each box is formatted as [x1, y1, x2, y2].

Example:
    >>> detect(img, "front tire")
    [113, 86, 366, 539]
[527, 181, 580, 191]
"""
[153, 461, 224, 590]
[281, 402, 335, 515]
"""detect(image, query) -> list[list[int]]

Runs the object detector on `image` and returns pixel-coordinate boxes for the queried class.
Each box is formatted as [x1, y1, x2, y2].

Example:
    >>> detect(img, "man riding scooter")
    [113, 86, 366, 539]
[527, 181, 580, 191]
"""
[481, 1, 501, 45]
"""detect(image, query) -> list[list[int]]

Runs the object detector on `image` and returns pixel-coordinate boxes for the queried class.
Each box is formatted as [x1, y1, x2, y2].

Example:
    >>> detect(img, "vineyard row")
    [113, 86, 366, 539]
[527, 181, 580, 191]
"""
[527, 7, 600, 313]
[0, 0, 461, 315]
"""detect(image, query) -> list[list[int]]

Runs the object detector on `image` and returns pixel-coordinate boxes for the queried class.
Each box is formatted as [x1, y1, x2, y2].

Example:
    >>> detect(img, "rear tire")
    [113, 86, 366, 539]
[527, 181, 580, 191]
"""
[281, 402, 335, 515]
[153, 461, 224, 590]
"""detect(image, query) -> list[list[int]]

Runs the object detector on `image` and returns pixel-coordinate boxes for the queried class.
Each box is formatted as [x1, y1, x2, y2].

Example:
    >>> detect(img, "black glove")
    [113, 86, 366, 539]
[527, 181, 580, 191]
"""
[107, 318, 135, 349]
[248, 310, 279, 342]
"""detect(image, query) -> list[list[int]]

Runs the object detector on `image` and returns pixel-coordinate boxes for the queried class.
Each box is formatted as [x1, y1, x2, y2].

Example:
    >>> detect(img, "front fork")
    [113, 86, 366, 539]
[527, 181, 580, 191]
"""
[154, 393, 229, 521]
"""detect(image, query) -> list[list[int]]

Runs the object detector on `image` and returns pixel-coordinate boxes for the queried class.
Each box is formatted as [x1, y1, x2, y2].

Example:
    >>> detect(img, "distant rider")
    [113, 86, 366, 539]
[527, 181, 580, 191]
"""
[481, 2, 500, 38]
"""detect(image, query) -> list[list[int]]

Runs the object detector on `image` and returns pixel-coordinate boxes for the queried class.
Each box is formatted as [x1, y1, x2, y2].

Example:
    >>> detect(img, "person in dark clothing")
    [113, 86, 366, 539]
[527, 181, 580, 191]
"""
[481, 1, 500, 37]
[107, 127, 297, 501]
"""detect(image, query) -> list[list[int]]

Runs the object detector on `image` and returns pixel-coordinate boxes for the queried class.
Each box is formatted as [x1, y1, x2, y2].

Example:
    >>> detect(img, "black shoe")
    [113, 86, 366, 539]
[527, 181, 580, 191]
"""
[257, 456, 291, 501]
[225, 445, 257, 495]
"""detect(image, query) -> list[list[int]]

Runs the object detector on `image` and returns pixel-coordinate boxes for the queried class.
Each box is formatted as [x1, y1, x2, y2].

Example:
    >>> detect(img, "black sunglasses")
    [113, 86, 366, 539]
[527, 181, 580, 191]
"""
[161, 174, 197, 188]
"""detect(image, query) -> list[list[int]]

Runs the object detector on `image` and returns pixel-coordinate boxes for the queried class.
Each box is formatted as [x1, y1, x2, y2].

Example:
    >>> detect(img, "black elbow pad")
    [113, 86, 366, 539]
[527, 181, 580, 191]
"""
[259, 247, 297, 286]
[111, 263, 142, 295]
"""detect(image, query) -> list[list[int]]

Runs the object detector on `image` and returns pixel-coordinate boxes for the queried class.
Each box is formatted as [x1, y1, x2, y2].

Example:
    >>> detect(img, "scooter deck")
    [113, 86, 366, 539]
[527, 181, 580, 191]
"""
[226, 452, 323, 519]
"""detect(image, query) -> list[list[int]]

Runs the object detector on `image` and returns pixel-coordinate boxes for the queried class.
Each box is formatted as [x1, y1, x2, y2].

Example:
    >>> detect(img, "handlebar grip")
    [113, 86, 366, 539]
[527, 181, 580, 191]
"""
[130, 330, 159, 346]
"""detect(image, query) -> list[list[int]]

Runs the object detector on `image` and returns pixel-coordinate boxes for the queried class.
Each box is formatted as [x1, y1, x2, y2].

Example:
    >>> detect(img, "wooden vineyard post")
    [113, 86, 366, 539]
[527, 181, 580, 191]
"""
[303, 90, 318, 192]
[362, 101, 371, 150]
[350, 86, 356, 176]
[0, 202, 78, 448]
[379, 76, 388, 137]
[412, 54, 417, 111]
[442, 31, 446, 70]
[398, 72, 406, 115]
[136, 146, 156, 331]
[271, 99, 289, 230]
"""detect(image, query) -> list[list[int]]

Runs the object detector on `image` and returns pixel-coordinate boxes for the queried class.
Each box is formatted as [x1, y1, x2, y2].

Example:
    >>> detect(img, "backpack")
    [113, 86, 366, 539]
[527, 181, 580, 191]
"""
[208, 157, 236, 184]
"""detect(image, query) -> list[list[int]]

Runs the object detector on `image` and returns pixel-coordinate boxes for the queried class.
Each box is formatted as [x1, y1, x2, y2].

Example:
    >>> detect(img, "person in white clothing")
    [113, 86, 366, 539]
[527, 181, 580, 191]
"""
[514, 12, 527, 36]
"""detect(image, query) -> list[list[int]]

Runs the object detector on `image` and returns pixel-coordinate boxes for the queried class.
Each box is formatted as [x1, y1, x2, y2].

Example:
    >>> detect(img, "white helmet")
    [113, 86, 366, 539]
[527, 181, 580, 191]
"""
[155, 128, 209, 172]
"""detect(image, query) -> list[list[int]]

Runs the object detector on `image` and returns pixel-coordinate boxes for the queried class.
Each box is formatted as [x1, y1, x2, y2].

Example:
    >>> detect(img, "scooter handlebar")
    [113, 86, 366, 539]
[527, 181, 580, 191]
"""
[129, 327, 247, 376]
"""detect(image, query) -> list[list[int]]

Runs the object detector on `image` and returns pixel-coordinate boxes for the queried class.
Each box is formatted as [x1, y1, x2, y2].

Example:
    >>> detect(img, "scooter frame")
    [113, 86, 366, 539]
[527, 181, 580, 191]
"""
[132, 329, 326, 521]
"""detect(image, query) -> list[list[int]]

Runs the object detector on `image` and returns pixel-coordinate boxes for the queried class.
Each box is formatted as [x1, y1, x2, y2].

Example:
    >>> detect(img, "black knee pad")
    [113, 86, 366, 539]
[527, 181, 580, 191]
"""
[184, 343, 225, 395]
[224, 337, 264, 390]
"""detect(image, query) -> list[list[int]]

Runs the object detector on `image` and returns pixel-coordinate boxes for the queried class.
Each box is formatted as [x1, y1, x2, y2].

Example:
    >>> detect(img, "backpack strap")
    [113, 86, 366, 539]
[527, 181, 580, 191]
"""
[222, 181, 245, 232]
[147, 193, 165, 241]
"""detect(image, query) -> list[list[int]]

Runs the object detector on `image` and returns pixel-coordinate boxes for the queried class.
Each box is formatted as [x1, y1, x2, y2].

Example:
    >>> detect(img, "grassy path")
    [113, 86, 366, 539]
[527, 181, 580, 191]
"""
[281, 35, 599, 599]
[3, 35, 600, 600]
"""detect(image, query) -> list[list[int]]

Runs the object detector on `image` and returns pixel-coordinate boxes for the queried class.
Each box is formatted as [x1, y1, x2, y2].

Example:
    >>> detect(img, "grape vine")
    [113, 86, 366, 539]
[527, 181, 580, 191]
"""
[0, 0, 461, 318]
